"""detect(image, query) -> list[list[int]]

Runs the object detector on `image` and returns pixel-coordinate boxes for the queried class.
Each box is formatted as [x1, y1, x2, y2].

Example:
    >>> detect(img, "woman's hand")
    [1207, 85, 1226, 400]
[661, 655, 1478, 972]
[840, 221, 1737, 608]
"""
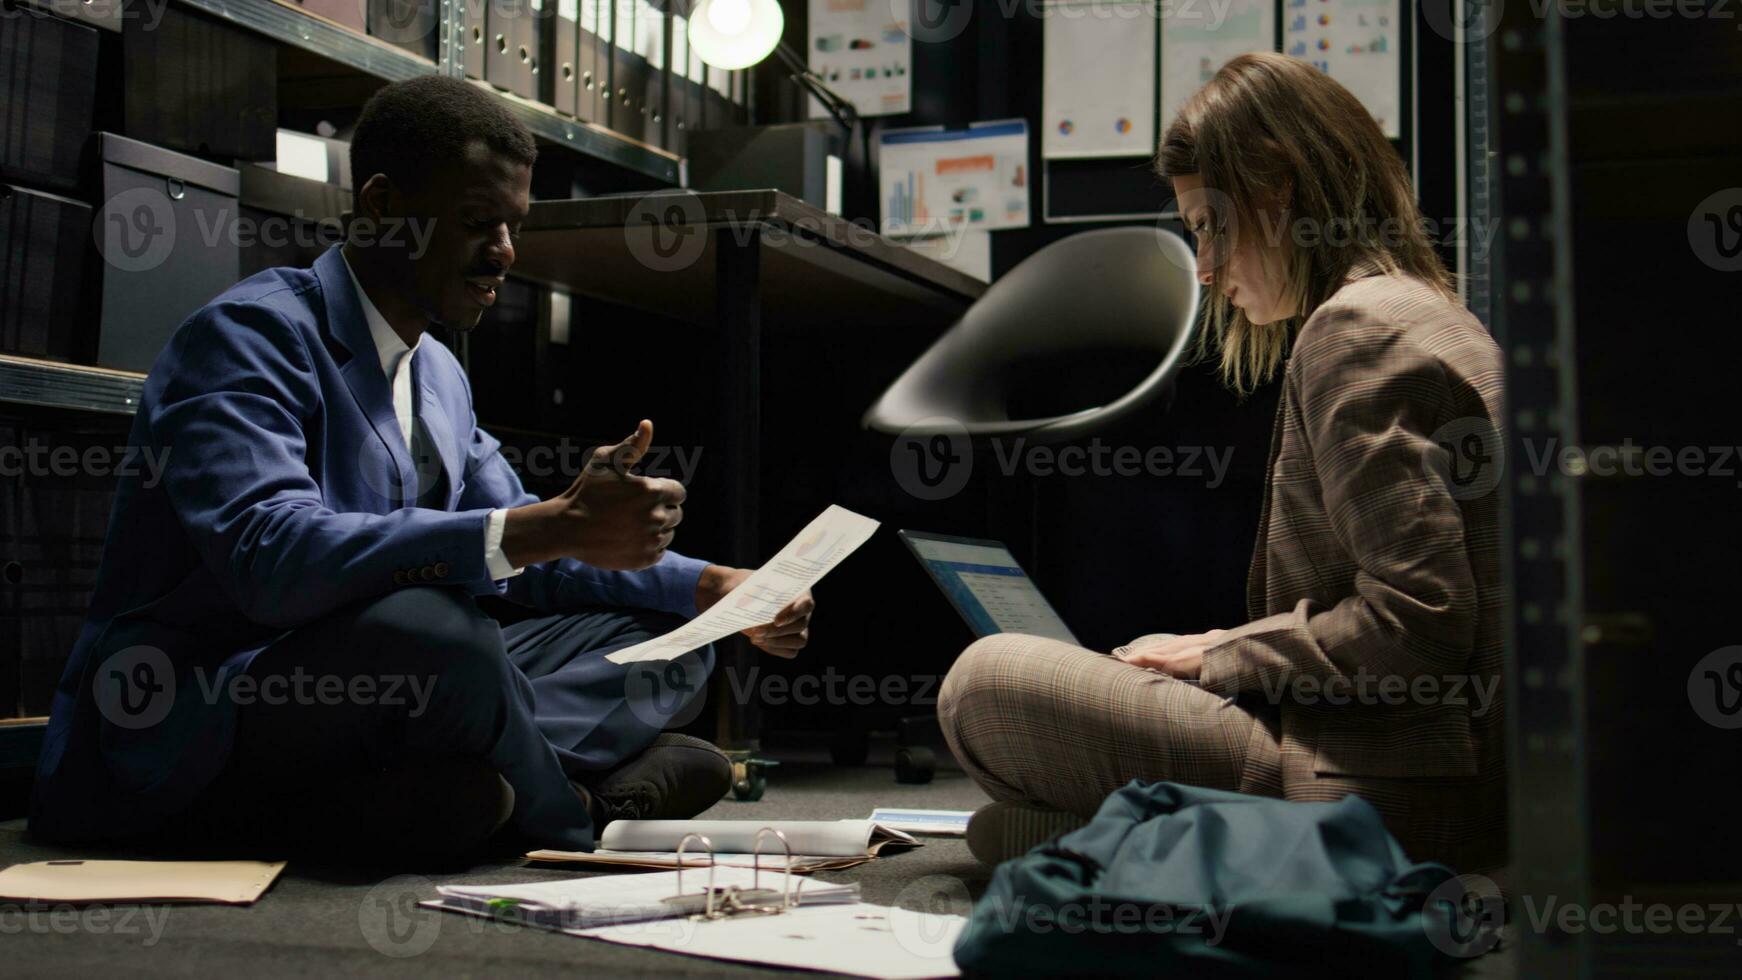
[1114, 629, 1229, 679]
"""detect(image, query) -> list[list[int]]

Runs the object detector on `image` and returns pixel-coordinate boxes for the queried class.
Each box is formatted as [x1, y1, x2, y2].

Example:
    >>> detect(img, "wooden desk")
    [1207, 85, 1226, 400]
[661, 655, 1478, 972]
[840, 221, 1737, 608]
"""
[513, 190, 985, 754]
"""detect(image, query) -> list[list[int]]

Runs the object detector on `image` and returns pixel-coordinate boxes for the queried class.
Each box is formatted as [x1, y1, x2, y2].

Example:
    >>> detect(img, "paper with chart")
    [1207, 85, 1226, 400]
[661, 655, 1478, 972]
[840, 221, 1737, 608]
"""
[1042, 0, 1157, 159]
[808, 0, 912, 118]
[1283, 0, 1400, 137]
[1159, 0, 1276, 133]
[605, 506, 880, 664]
[880, 120, 1031, 237]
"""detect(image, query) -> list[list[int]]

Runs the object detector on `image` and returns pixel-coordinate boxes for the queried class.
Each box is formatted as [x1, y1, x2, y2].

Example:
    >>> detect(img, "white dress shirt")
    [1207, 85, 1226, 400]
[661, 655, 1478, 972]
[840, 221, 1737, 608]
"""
[342, 253, 520, 581]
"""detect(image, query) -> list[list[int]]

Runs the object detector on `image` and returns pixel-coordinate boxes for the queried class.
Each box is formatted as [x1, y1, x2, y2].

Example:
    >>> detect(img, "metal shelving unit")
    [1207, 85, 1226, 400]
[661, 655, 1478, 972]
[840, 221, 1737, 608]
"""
[1490, 6, 1591, 977]
[172, 0, 682, 183]
[0, 356, 146, 417]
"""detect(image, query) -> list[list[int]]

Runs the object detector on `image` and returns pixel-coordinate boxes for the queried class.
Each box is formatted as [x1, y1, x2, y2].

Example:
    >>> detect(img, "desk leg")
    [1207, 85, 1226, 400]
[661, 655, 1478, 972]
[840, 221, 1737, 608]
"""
[713, 228, 761, 755]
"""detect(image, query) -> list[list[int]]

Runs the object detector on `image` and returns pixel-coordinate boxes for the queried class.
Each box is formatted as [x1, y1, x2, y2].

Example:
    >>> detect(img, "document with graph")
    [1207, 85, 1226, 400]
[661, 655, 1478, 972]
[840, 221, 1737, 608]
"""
[605, 505, 881, 664]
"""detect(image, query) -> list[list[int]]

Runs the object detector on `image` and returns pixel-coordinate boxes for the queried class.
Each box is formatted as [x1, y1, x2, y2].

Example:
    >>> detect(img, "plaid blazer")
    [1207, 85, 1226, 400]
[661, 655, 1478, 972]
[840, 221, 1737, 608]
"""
[1199, 261, 1507, 871]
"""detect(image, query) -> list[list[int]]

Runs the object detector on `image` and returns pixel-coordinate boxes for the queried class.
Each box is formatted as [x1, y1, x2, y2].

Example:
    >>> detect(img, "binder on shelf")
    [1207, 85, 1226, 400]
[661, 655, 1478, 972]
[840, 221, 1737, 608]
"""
[610, 0, 646, 141]
[704, 66, 733, 130]
[463, 0, 487, 78]
[579, 0, 607, 124]
[548, 0, 579, 116]
[670, 13, 697, 154]
[518, 0, 542, 102]
[635, 0, 666, 148]
[484, 0, 529, 97]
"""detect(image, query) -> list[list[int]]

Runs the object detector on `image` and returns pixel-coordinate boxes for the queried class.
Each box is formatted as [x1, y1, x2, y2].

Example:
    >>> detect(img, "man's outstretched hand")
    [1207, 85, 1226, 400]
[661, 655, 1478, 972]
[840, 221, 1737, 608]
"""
[695, 565, 815, 659]
[501, 420, 686, 570]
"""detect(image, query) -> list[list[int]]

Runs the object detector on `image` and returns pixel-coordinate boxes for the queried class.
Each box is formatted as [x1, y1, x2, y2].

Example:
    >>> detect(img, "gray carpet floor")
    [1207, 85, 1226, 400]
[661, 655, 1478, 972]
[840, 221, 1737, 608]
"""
[1, 750, 1517, 978]
[1, 753, 1000, 978]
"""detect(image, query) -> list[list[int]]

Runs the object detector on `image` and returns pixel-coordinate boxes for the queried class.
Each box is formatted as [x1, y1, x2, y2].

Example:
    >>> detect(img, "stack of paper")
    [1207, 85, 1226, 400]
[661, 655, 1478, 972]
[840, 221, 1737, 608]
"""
[528, 819, 921, 873]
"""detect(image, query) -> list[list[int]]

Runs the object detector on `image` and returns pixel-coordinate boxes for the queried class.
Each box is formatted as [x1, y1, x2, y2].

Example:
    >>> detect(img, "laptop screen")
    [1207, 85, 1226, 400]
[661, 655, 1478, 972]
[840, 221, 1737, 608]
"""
[899, 531, 1079, 645]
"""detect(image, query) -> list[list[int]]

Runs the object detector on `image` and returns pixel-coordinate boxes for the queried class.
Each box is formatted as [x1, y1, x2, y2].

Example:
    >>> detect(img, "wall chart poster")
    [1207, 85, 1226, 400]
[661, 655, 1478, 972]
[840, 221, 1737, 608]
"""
[879, 120, 1031, 237]
[1042, 0, 1158, 159]
[1158, 0, 1276, 133]
[808, 0, 913, 118]
[1283, 0, 1401, 138]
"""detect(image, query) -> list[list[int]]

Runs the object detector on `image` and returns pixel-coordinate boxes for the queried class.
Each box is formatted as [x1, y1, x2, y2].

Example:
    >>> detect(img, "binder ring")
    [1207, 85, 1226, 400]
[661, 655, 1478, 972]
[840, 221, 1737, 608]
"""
[751, 828, 796, 909]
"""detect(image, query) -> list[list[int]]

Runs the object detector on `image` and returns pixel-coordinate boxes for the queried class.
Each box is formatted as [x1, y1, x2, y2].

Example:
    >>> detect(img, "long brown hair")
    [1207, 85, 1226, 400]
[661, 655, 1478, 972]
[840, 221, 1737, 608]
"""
[1158, 52, 1454, 395]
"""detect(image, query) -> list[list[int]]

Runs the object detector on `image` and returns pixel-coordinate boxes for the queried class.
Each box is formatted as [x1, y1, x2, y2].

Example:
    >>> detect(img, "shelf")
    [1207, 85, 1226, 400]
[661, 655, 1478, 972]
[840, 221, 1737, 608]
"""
[0, 356, 146, 417]
[514, 190, 987, 329]
[176, 0, 439, 83]
[172, 0, 682, 183]
[493, 89, 682, 186]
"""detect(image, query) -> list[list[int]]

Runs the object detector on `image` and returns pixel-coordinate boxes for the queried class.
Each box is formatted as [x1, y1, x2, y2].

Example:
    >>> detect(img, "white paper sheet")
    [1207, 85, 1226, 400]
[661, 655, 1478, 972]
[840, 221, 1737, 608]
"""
[1042, 0, 1157, 159]
[587, 902, 964, 979]
[808, 0, 912, 118]
[599, 818, 916, 856]
[1282, 0, 1401, 138]
[868, 808, 973, 836]
[605, 505, 881, 663]
[1159, 0, 1276, 135]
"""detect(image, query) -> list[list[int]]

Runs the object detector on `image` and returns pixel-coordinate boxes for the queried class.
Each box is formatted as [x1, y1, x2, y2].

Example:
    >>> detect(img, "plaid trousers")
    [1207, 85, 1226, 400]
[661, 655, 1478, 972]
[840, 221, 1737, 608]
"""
[939, 634, 1285, 815]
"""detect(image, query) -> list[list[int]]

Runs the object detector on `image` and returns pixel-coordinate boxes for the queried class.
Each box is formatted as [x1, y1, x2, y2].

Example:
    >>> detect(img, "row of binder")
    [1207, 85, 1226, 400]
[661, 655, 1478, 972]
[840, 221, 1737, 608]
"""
[309, 0, 749, 152]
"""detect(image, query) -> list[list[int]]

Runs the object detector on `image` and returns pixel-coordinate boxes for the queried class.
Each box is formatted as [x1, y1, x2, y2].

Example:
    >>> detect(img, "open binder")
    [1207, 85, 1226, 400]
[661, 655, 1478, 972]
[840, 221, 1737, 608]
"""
[425, 829, 964, 979]
[435, 831, 859, 930]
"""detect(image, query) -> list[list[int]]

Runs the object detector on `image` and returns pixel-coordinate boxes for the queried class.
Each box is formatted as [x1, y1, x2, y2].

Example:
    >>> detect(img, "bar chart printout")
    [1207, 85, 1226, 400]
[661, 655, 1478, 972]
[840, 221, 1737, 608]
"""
[878, 120, 1031, 237]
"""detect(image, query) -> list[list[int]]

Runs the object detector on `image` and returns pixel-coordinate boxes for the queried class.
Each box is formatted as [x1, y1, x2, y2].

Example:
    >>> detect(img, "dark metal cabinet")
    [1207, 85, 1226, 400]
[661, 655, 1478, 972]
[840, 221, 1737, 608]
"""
[0, 10, 99, 193]
[0, 184, 91, 361]
[93, 134, 240, 373]
[122, 5, 277, 161]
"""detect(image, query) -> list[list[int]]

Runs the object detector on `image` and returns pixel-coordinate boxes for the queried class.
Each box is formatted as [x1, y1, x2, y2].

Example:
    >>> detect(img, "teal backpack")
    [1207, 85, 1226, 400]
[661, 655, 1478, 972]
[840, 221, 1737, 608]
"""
[953, 781, 1497, 977]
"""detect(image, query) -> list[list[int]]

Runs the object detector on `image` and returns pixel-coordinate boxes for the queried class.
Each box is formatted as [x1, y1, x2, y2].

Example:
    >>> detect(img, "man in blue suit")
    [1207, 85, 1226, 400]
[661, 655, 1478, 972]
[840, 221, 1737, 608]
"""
[31, 76, 814, 860]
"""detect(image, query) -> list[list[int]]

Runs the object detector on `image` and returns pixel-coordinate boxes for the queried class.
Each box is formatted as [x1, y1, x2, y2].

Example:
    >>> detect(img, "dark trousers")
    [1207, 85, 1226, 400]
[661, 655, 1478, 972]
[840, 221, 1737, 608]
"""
[171, 586, 714, 858]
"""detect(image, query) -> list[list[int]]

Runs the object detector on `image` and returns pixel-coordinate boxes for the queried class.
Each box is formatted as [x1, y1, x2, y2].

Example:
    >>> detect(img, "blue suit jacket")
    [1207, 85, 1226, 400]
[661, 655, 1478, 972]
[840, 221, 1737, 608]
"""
[32, 246, 707, 843]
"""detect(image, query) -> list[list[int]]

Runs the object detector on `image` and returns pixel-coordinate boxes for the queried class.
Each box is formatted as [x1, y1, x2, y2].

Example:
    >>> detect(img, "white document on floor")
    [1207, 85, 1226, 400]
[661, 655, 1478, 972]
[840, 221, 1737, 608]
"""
[425, 867, 963, 979]
[604, 505, 881, 664]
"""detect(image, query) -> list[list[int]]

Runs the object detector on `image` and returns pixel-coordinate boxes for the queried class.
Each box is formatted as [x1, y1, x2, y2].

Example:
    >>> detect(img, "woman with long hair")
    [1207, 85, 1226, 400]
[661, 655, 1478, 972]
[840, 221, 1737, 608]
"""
[937, 51, 1507, 877]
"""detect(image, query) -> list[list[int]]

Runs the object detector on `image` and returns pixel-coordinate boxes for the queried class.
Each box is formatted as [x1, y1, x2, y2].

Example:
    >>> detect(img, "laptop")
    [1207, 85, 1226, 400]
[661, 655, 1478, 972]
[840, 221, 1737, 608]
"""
[900, 529, 1197, 682]
[897, 530, 1080, 645]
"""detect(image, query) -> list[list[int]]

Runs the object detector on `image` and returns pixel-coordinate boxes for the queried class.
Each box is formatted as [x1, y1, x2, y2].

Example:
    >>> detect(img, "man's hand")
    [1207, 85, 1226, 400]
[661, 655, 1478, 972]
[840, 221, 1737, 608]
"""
[695, 565, 815, 660]
[1114, 629, 1229, 680]
[501, 420, 686, 570]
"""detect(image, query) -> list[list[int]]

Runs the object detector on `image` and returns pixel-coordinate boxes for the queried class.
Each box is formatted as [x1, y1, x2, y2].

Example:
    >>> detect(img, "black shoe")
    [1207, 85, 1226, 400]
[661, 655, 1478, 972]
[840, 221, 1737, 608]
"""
[574, 734, 732, 830]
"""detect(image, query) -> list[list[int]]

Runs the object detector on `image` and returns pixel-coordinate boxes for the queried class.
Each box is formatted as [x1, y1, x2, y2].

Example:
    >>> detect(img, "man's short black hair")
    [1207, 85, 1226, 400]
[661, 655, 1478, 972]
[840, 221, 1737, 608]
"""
[350, 75, 538, 201]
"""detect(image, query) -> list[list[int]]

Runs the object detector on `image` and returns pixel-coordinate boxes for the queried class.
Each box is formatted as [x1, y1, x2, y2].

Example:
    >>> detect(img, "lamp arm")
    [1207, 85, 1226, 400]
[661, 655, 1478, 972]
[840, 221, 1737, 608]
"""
[772, 41, 859, 135]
